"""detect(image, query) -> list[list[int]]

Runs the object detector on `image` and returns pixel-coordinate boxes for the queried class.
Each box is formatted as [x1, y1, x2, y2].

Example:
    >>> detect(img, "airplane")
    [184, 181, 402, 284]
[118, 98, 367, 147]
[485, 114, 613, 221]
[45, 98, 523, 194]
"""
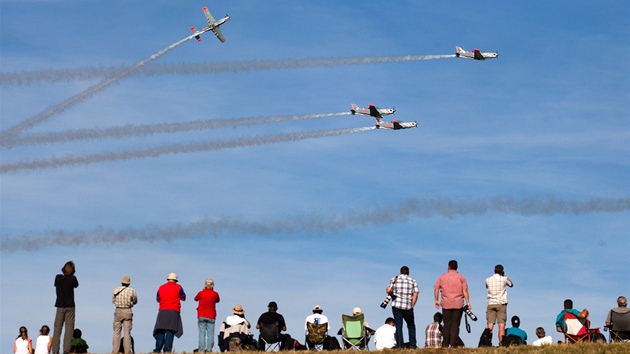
[350, 103, 395, 118]
[455, 46, 499, 60]
[190, 6, 229, 43]
[350, 103, 416, 130]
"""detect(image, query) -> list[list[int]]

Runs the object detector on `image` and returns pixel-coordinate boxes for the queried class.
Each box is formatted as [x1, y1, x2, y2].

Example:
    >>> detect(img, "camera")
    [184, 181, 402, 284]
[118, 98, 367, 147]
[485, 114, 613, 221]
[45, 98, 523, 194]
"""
[463, 305, 477, 321]
[380, 293, 397, 308]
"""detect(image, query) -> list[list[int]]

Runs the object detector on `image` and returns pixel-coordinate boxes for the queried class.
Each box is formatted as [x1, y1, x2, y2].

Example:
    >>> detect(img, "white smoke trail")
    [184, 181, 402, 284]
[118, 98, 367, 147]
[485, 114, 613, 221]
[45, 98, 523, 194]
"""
[0, 34, 198, 139]
[0, 112, 350, 148]
[1, 196, 627, 252]
[0, 126, 374, 173]
[0, 54, 457, 86]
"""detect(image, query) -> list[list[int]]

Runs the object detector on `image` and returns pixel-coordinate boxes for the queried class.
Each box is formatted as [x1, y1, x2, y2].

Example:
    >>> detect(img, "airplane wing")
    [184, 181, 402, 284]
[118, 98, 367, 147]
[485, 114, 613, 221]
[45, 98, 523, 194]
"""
[369, 105, 383, 118]
[393, 121, 402, 130]
[212, 27, 226, 43]
[203, 7, 217, 25]
[473, 49, 485, 60]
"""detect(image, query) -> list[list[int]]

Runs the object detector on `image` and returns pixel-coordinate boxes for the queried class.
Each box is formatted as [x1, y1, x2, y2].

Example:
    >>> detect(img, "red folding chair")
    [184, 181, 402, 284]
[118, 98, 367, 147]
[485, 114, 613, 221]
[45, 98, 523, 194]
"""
[562, 311, 600, 343]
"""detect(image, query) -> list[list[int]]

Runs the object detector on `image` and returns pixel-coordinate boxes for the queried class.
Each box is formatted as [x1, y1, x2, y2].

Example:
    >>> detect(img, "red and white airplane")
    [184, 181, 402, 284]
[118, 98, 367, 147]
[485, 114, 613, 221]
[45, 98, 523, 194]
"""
[455, 46, 498, 60]
[191, 6, 229, 43]
[351, 103, 416, 130]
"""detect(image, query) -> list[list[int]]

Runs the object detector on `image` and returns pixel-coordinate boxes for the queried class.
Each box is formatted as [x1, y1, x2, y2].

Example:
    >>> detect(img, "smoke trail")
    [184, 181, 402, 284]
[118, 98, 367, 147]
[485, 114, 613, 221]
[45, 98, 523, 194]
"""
[1, 54, 456, 86]
[0, 112, 350, 148]
[0, 34, 198, 139]
[0, 126, 374, 173]
[1, 196, 627, 252]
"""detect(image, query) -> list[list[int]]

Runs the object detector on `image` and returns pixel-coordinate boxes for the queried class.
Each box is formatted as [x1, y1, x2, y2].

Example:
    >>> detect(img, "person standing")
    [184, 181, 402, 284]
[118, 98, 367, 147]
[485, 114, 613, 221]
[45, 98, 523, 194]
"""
[385, 266, 419, 348]
[194, 278, 220, 353]
[153, 272, 186, 353]
[485, 264, 513, 345]
[112, 275, 138, 354]
[53, 261, 79, 354]
[434, 260, 471, 348]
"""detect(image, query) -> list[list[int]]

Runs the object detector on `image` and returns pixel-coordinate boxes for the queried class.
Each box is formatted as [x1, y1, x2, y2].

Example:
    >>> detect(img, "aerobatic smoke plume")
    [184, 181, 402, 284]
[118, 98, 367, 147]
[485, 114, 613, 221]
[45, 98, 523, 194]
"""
[0, 34, 199, 139]
[1, 196, 627, 252]
[0, 126, 374, 173]
[1, 54, 457, 86]
[0, 112, 350, 148]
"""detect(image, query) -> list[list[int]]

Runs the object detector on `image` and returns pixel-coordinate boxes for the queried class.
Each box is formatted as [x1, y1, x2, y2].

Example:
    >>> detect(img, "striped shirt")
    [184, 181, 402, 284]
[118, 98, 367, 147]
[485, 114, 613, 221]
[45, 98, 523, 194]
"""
[112, 286, 138, 308]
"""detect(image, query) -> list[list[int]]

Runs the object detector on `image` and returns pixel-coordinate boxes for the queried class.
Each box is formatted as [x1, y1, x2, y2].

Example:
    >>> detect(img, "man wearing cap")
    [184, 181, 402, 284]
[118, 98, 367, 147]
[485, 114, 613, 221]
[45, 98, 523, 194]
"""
[304, 305, 329, 349]
[256, 301, 292, 349]
[112, 275, 138, 354]
[504, 315, 527, 345]
[153, 272, 186, 353]
[194, 279, 220, 353]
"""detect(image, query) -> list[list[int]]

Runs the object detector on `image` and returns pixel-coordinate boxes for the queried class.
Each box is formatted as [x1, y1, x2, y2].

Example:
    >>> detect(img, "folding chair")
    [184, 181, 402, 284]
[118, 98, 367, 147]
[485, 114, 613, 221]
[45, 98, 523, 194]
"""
[306, 321, 327, 351]
[561, 311, 600, 343]
[260, 322, 282, 352]
[341, 313, 368, 350]
[606, 310, 630, 342]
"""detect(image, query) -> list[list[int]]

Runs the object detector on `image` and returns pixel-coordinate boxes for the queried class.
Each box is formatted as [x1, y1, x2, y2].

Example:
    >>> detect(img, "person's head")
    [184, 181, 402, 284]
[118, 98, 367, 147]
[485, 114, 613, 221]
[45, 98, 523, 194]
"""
[167, 272, 178, 283]
[312, 305, 323, 314]
[73, 328, 82, 339]
[232, 304, 245, 317]
[448, 260, 458, 271]
[494, 264, 504, 275]
[563, 299, 573, 309]
[17, 326, 28, 339]
[204, 278, 214, 289]
[62, 261, 75, 276]
[268, 301, 278, 311]
[40, 325, 50, 336]
[511, 316, 520, 328]
[433, 312, 443, 323]
[353, 307, 363, 316]
[385, 317, 395, 326]
[617, 296, 627, 308]
[121, 275, 131, 286]
[535, 327, 546, 338]
[400, 266, 409, 275]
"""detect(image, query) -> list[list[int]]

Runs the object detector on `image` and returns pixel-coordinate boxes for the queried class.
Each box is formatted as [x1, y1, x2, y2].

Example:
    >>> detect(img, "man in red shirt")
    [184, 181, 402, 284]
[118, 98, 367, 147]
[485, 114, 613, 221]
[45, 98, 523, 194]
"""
[153, 273, 186, 353]
[434, 260, 471, 348]
[194, 278, 220, 353]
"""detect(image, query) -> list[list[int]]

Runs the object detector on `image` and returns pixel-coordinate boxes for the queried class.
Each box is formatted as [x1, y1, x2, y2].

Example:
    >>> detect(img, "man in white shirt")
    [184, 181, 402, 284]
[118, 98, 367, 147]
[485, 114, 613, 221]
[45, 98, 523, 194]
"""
[485, 264, 513, 345]
[305, 305, 329, 349]
[374, 318, 396, 350]
[531, 327, 553, 346]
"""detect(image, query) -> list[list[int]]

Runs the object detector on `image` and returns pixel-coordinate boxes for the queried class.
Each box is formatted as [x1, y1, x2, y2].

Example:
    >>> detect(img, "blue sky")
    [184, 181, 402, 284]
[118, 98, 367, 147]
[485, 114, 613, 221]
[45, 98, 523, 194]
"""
[1, 0, 628, 352]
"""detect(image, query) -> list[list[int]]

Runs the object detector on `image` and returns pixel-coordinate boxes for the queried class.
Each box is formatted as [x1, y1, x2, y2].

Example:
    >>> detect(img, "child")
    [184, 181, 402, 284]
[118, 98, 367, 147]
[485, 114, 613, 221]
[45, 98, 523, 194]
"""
[14, 326, 33, 354]
[35, 325, 53, 354]
[69, 328, 89, 354]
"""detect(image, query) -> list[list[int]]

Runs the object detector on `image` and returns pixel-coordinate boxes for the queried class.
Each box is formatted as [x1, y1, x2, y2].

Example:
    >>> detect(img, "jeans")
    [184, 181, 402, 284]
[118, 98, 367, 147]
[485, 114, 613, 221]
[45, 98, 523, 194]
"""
[392, 306, 416, 348]
[154, 330, 175, 353]
[198, 317, 216, 352]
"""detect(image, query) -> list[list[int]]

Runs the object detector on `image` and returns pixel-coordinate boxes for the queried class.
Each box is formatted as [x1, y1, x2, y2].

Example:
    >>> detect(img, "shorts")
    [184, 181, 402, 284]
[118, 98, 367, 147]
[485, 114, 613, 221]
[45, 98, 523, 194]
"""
[486, 304, 507, 324]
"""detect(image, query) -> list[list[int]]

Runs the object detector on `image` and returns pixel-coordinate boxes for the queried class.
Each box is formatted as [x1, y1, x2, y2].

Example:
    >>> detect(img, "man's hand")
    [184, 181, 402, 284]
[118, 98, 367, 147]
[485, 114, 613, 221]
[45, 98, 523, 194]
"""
[434, 300, 440, 309]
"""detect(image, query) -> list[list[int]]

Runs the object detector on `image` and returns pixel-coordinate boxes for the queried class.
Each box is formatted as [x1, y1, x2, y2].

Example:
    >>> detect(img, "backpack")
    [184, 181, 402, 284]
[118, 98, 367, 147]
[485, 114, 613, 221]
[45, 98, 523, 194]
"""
[478, 328, 492, 347]
[324, 336, 341, 350]
[502, 334, 522, 347]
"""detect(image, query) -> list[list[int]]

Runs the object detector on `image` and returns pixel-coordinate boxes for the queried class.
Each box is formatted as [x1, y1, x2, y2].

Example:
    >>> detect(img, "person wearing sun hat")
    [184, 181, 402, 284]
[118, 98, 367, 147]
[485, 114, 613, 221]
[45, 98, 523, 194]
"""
[218, 304, 252, 351]
[194, 278, 220, 353]
[153, 272, 186, 353]
[112, 275, 138, 354]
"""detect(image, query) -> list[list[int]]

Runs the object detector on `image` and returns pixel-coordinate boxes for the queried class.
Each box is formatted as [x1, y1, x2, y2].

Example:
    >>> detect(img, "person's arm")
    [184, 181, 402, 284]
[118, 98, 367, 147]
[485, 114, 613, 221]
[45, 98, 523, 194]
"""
[179, 287, 186, 301]
[48, 336, 53, 352]
[506, 277, 513, 287]
[577, 309, 589, 319]
[412, 291, 418, 308]
[14, 340, 17, 354]
[28, 339, 33, 354]
[463, 288, 471, 310]
[434, 288, 440, 309]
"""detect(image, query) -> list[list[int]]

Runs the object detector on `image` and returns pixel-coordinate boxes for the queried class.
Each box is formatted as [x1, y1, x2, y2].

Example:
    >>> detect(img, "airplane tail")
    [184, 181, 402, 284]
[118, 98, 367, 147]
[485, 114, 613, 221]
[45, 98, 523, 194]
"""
[455, 46, 465, 57]
[350, 103, 359, 115]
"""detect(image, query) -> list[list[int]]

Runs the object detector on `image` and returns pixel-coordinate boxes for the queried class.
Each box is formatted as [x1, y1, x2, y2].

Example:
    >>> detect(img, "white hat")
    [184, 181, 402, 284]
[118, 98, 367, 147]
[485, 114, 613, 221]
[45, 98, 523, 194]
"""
[205, 278, 214, 287]
[167, 272, 178, 281]
[353, 307, 362, 315]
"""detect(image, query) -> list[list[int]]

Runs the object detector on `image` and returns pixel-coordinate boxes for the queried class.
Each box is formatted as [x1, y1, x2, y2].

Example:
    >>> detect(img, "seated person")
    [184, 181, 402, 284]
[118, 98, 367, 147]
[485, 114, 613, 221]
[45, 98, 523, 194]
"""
[555, 299, 590, 333]
[374, 317, 396, 350]
[503, 316, 527, 345]
[218, 305, 252, 352]
[531, 327, 553, 346]
[69, 328, 89, 354]
[256, 301, 292, 350]
[304, 305, 329, 349]
[424, 312, 443, 348]
[605, 295, 630, 341]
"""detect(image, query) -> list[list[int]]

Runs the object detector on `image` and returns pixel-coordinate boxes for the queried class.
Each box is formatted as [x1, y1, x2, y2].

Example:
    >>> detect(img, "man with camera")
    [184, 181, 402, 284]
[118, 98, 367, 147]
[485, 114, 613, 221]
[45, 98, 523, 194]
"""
[434, 260, 471, 348]
[485, 264, 513, 345]
[384, 266, 419, 349]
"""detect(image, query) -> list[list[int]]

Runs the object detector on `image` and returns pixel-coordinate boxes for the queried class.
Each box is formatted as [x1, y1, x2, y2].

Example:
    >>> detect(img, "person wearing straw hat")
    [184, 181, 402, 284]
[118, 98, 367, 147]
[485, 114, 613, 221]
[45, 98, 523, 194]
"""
[112, 275, 138, 354]
[153, 272, 186, 353]
[218, 304, 252, 352]
[194, 278, 220, 353]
